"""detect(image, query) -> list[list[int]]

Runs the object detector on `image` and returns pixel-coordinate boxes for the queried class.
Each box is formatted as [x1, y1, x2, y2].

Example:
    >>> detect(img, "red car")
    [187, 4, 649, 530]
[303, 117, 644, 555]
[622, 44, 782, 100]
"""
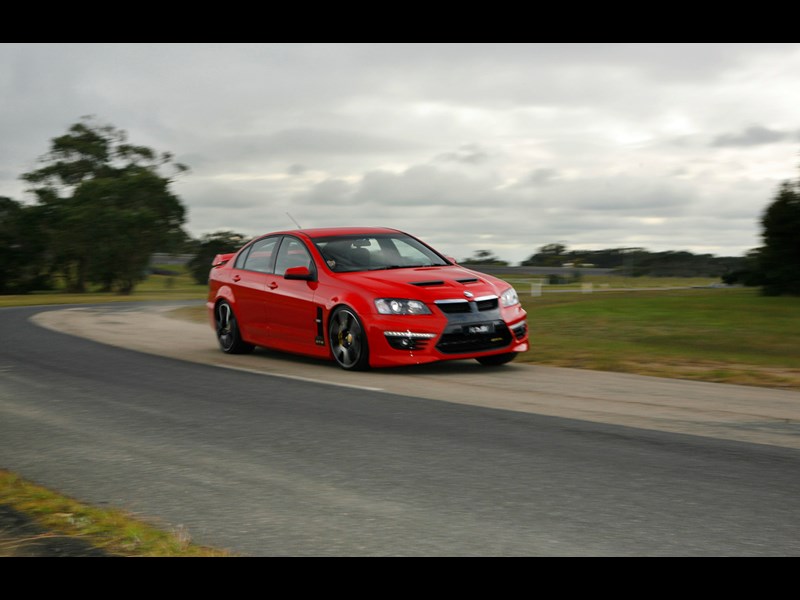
[207, 227, 528, 370]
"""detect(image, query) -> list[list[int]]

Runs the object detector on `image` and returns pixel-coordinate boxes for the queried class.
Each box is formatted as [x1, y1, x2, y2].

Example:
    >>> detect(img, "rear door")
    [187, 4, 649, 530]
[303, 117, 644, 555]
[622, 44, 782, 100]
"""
[229, 235, 280, 344]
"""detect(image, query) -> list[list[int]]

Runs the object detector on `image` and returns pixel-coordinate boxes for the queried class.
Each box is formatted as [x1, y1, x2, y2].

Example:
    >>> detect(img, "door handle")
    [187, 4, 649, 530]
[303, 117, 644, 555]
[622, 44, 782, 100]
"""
[232, 275, 241, 282]
[268, 281, 279, 290]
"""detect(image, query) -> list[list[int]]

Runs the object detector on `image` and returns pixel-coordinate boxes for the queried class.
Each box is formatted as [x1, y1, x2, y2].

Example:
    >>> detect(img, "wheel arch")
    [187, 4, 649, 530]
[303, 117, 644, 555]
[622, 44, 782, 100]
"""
[212, 284, 238, 311]
[321, 290, 374, 335]
[326, 301, 372, 370]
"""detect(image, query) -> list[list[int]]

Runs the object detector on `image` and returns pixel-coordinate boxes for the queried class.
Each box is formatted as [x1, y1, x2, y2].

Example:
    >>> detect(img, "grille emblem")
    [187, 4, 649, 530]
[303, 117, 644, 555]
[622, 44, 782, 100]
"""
[464, 291, 474, 299]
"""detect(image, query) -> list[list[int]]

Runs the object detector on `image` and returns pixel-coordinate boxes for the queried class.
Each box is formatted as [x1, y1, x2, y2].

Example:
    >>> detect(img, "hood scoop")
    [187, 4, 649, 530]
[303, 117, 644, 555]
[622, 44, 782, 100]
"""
[411, 280, 446, 287]
[411, 276, 484, 287]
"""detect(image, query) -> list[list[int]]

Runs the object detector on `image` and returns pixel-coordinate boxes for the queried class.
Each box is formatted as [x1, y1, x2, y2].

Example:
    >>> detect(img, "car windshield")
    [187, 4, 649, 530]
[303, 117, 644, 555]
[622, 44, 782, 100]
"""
[313, 233, 449, 273]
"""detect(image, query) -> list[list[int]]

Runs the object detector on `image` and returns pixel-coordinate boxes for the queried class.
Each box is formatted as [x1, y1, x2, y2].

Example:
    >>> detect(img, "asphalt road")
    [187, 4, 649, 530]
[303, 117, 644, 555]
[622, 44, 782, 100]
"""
[2, 304, 800, 555]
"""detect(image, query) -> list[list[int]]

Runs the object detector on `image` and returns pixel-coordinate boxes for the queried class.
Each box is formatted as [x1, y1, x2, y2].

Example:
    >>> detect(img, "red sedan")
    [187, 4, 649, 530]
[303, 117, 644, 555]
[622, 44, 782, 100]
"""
[207, 227, 529, 370]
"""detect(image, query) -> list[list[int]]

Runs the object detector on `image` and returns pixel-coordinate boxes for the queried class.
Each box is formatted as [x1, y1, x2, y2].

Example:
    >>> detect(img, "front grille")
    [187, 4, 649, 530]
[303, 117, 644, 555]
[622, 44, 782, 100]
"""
[436, 301, 471, 314]
[435, 296, 498, 315]
[475, 297, 499, 311]
[436, 322, 512, 354]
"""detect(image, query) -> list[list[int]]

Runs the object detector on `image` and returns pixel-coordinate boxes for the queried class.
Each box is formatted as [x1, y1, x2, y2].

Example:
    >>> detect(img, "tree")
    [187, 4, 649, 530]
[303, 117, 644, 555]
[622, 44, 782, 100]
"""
[21, 117, 188, 293]
[760, 179, 800, 295]
[460, 249, 509, 266]
[722, 248, 764, 287]
[188, 231, 250, 284]
[521, 243, 568, 266]
[0, 197, 51, 293]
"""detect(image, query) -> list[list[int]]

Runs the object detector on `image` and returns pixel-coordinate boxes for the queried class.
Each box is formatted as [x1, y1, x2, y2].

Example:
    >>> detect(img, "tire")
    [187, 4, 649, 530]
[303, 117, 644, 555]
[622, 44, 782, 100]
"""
[476, 352, 517, 366]
[329, 306, 370, 370]
[215, 301, 254, 354]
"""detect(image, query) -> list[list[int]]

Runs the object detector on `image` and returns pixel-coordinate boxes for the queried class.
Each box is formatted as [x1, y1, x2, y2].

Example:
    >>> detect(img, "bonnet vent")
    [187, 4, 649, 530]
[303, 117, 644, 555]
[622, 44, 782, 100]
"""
[411, 280, 445, 287]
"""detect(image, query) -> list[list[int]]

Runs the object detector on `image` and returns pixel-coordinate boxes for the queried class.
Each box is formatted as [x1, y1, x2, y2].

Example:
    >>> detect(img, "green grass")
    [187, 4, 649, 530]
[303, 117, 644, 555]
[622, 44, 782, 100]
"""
[0, 272, 207, 307]
[0, 470, 231, 556]
[516, 287, 800, 389]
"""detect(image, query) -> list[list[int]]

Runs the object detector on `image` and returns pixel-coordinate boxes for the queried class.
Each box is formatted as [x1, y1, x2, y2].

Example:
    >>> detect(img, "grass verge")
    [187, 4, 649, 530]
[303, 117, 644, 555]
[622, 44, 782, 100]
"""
[0, 470, 231, 556]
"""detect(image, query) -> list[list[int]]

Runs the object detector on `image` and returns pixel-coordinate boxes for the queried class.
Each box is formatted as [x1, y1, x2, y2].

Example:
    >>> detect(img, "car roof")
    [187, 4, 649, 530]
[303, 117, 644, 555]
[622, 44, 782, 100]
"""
[268, 227, 404, 240]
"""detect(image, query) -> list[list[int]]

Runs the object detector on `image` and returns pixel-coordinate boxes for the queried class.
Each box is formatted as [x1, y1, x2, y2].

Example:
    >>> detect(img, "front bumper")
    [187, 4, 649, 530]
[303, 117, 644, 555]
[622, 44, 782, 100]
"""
[364, 304, 529, 367]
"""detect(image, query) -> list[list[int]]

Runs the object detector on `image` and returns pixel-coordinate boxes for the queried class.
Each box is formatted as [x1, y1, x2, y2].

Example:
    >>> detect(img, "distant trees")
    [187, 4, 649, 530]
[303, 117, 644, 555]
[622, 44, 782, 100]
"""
[188, 231, 250, 284]
[460, 249, 509, 266]
[521, 243, 744, 278]
[0, 197, 49, 293]
[721, 249, 764, 288]
[17, 117, 189, 294]
[521, 243, 569, 267]
[759, 179, 800, 296]
[722, 167, 800, 295]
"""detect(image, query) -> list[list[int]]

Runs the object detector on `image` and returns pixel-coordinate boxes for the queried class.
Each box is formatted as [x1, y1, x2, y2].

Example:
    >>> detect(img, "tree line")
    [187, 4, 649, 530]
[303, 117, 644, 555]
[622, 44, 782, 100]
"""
[519, 244, 745, 278]
[2, 119, 800, 296]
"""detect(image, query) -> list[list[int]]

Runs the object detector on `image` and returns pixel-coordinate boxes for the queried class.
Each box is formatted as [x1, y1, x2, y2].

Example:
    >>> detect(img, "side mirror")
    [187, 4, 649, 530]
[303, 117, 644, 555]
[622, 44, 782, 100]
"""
[284, 265, 315, 281]
[446, 256, 458, 265]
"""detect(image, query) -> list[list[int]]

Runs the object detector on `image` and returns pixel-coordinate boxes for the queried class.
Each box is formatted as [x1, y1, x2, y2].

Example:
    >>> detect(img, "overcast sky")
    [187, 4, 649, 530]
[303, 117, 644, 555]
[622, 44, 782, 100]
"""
[3, 43, 800, 264]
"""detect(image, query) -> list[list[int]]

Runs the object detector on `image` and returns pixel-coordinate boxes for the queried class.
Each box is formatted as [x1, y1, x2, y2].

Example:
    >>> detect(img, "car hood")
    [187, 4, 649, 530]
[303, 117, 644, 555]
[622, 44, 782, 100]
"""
[335, 265, 511, 301]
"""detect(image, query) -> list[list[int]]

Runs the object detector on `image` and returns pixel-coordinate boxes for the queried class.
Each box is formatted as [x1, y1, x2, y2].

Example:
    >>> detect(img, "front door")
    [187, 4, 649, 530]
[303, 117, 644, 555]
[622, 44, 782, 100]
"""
[264, 236, 321, 355]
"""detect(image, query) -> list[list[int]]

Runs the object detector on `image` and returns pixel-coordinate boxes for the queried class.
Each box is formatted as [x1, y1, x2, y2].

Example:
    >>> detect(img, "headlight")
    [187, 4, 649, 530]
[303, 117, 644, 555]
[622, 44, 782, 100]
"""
[375, 298, 431, 315]
[500, 287, 519, 307]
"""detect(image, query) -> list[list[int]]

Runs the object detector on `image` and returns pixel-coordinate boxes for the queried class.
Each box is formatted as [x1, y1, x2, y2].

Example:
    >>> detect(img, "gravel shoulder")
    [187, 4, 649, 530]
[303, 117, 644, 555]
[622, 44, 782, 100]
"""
[31, 304, 800, 451]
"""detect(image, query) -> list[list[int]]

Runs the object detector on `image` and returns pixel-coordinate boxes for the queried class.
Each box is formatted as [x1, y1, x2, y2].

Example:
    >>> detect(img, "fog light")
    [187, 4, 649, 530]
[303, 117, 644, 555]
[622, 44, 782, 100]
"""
[384, 330, 436, 351]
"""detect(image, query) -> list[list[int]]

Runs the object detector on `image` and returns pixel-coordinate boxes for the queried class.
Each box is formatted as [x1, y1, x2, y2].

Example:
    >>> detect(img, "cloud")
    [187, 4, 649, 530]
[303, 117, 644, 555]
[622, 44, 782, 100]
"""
[436, 144, 491, 165]
[712, 125, 795, 147]
[517, 168, 562, 187]
[293, 178, 357, 206]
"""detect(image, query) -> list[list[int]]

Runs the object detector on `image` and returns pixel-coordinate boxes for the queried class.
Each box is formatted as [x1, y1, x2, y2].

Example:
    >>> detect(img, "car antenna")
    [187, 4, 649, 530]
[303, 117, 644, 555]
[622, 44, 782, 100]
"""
[286, 212, 303, 229]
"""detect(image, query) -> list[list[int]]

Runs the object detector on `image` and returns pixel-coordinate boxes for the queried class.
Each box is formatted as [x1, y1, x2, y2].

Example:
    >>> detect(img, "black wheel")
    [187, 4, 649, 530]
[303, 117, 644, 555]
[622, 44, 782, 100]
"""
[215, 301, 254, 354]
[476, 352, 517, 366]
[329, 306, 370, 370]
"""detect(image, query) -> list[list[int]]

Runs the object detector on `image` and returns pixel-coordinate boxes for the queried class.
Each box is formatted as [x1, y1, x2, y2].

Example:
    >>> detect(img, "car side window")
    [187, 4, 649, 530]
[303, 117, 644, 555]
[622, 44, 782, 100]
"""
[234, 244, 252, 269]
[274, 237, 313, 277]
[241, 236, 280, 273]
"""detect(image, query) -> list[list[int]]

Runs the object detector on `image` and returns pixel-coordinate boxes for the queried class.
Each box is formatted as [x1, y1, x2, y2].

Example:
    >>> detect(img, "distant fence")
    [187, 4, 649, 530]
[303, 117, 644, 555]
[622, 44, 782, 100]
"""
[150, 253, 195, 266]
